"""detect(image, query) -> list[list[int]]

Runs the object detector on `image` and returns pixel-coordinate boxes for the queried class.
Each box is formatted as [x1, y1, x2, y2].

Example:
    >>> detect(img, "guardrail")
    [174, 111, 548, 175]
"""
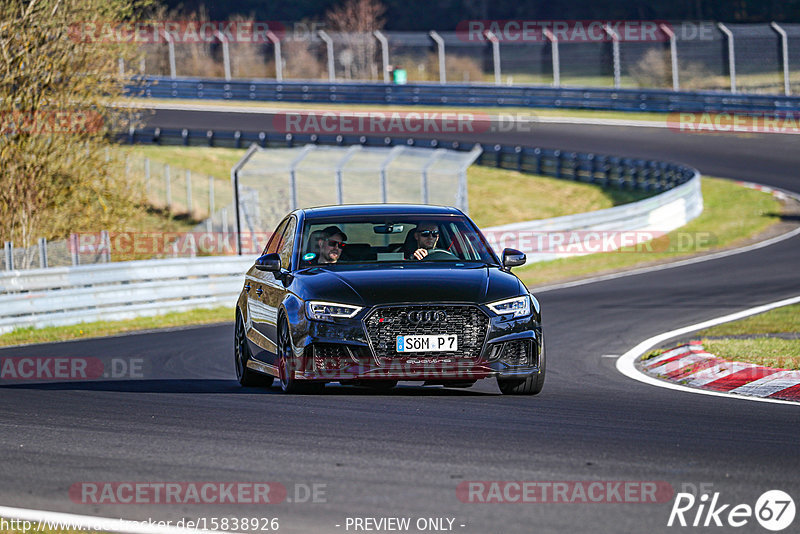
[482, 171, 703, 262]
[0, 256, 251, 334]
[124, 127, 696, 194]
[132, 76, 800, 115]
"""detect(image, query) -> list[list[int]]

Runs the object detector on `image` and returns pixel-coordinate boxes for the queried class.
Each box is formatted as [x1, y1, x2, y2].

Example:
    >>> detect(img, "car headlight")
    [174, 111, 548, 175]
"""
[487, 295, 531, 318]
[306, 301, 363, 321]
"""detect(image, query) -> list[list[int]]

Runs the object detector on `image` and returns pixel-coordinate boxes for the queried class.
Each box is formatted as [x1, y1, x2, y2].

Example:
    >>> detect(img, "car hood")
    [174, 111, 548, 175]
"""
[294, 264, 524, 306]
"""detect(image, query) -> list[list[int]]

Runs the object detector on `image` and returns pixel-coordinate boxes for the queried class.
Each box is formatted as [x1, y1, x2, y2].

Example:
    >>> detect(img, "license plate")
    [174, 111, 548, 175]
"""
[396, 334, 457, 352]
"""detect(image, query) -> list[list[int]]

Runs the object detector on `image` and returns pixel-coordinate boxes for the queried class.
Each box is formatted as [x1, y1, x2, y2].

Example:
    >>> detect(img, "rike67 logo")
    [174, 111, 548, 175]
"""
[668, 489, 795, 531]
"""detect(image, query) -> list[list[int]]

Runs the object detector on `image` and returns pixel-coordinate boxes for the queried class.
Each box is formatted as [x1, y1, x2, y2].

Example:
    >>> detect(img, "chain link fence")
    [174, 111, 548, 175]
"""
[127, 23, 800, 94]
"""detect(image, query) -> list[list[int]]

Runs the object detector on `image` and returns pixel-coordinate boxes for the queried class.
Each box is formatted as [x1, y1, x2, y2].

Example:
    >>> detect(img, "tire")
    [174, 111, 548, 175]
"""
[497, 336, 546, 395]
[235, 311, 274, 387]
[277, 317, 323, 394]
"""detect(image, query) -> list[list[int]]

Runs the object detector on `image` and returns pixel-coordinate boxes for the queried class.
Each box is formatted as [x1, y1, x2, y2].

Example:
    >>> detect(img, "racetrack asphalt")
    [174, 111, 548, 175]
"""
[0, 107, 798, 533]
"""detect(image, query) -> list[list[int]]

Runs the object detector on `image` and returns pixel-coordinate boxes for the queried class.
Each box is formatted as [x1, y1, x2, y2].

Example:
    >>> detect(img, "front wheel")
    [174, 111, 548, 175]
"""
[497, 337, 545, 395]
[277, 318, 323, 394]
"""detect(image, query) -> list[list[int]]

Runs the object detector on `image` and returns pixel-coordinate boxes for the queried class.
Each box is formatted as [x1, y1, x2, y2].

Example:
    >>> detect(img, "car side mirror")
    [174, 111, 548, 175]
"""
[502, 248, 526, 269]
[255, 252, 282, 272]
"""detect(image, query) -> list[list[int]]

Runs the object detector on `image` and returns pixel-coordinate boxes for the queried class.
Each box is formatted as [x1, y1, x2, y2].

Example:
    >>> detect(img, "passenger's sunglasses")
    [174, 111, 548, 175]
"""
[325, 240, 346, 249]
[418, 230, 439, 238]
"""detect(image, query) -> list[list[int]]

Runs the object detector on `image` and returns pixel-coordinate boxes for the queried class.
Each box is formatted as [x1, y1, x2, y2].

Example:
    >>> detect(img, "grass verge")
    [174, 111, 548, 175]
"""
[696, 303, 800, 336]
[517, 176, 782, 286]
[0, 307, 234, 348]
[700, 338, 800, 370]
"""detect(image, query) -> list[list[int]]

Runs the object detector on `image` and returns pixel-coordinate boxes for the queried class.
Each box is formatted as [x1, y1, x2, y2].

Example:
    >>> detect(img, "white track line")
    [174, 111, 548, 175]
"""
[0, 505, 228, 534]
[615, 295, 800, 406]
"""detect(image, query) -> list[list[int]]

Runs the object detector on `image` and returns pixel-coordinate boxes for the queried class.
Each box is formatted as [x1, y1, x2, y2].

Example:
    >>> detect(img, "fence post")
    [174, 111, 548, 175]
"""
[185, 169, 193, 215]
[165, 163, 172, 210]
[543, 29, 560, 87]
[421, 149, 446, 204]
[288, 145, 316, 210]
[4, 241, 12, 271]
[144, 158, 151, 200]
[266, 31, 283, 81]
[717, 23, 736, 93]
[484, 30, 501, 85]
[429, 31, 446, 83]
[318, 30, 335, 82]
[161, 29, 176, 79]
[38, 237, 48, 268]
[603, 24, 621, 89]
[100, 230, 111, 262]
[335, 145, 361, 204]
[69, 234, 79, 266]
[771, 22, 791, 96]
[374, 30, 390, 83]
[208, 175, 215, 218]
[659, 23, 679, 90]
[215, 30, 232, 81]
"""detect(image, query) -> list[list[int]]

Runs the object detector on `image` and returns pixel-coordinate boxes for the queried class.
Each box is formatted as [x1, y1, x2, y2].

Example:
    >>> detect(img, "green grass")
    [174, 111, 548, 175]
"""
[517, 176, 782, 286]
[697, 303, 800, 336]
[464, 166, 650, 227]
[0, 307, 234, 347]
[700, 338, 800, 370]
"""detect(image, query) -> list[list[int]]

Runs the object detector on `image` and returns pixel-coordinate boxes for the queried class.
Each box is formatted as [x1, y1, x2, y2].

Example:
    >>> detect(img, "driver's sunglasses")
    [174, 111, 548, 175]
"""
[419, 230, 439, 238]
[326, 240, 346, 249]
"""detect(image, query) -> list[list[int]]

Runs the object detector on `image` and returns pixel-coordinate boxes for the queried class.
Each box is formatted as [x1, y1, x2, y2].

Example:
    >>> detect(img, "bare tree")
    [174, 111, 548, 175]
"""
[324, 0, 386, 80]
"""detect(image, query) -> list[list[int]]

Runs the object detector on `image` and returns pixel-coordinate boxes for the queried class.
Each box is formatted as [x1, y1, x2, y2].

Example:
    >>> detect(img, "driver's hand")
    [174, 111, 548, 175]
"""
[412, 248, 428, 260]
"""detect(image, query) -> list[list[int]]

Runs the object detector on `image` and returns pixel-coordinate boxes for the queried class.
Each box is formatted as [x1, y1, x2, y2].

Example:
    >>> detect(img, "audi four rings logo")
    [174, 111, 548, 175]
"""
[404, 310, 447, 324]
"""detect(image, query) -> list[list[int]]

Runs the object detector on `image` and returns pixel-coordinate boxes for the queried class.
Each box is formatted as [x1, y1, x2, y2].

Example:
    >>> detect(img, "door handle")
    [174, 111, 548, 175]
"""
[255, 288, 263, 296]
[244, 284, 251, 292]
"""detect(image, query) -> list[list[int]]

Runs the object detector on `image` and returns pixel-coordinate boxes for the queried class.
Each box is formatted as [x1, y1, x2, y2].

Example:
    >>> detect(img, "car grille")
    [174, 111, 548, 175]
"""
[363, 305, 489, 364]
[312, 344, 371, 372]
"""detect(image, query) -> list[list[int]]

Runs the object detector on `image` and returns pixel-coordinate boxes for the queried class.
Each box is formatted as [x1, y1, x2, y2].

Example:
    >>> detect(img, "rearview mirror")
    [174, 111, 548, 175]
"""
[502, 248, 526, 269]
[255, 252, 281, 272]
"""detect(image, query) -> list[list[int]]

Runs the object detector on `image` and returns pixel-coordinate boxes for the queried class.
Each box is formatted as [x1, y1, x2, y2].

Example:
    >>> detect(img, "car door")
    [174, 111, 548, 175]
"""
[245, 217, 290, 363]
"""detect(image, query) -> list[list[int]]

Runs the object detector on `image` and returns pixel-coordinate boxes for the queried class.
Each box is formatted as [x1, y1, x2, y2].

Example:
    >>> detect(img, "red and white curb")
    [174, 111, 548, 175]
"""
[642, 342, 800, 402]
[616, 295, 800, 406]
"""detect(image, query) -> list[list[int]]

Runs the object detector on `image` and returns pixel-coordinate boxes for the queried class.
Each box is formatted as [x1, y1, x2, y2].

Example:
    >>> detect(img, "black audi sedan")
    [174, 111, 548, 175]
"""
[234, 204, 544, 395]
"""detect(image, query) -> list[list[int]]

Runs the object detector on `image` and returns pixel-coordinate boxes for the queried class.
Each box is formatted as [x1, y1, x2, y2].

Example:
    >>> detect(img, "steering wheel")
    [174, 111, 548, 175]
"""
[421, 249, 458, 261]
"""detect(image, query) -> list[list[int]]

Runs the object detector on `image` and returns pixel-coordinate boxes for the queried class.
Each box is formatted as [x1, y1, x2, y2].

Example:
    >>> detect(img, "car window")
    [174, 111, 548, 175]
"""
[263, 218, 290, 256]
[277, 217, 297, 270]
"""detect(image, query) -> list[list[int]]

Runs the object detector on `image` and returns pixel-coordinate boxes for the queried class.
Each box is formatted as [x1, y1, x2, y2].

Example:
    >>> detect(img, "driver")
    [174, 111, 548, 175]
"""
[314, 226, 347, 264]
[408, 222, 440, 260]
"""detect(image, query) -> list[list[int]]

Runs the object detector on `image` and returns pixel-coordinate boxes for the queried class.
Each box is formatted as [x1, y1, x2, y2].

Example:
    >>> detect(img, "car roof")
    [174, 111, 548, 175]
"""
[301, 204, 463, 219]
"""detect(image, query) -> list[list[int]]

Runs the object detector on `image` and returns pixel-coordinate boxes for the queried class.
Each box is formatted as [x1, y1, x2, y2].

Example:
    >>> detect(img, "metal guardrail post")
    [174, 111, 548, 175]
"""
[429, 31, 446, 84]
[543, 29, 560, 88]
[288, 145, 316, 211]
[208, 176, 215, 218]
[374, 31, 390, 84]
[659, 24, 679, 91]
[144, 158, 151, 200]
[38, 237, 47, 269]
[603, 25, 621, 89]
[717, 23, 736, 93]
[266, 31, 283, 81]
[185, 169, 193, 214]
[215, 30, 232, 81]
[100, 230, 111, 262]
[484, 31, 501, 85]
[318, 30, 335, 83]
[379, 146, 405, 203]
[69, 234, 79, 266]
[161, 29, 176, 79]
[164, 164, 172, 210]
[421, 149, 446, 204]
[231, 143, 261, 255]
[771, 22, 791, 96]
[4, 242, 12, 271]
[335, 145, 361, 204]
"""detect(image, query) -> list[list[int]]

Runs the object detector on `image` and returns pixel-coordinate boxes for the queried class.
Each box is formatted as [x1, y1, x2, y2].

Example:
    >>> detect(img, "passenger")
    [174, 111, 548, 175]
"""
[315, 226, 347, 264]
[407, 222, 439, 260]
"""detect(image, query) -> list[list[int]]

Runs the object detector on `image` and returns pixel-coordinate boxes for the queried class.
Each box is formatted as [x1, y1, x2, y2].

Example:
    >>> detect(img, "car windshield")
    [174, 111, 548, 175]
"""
[299, 215, 498, 266]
